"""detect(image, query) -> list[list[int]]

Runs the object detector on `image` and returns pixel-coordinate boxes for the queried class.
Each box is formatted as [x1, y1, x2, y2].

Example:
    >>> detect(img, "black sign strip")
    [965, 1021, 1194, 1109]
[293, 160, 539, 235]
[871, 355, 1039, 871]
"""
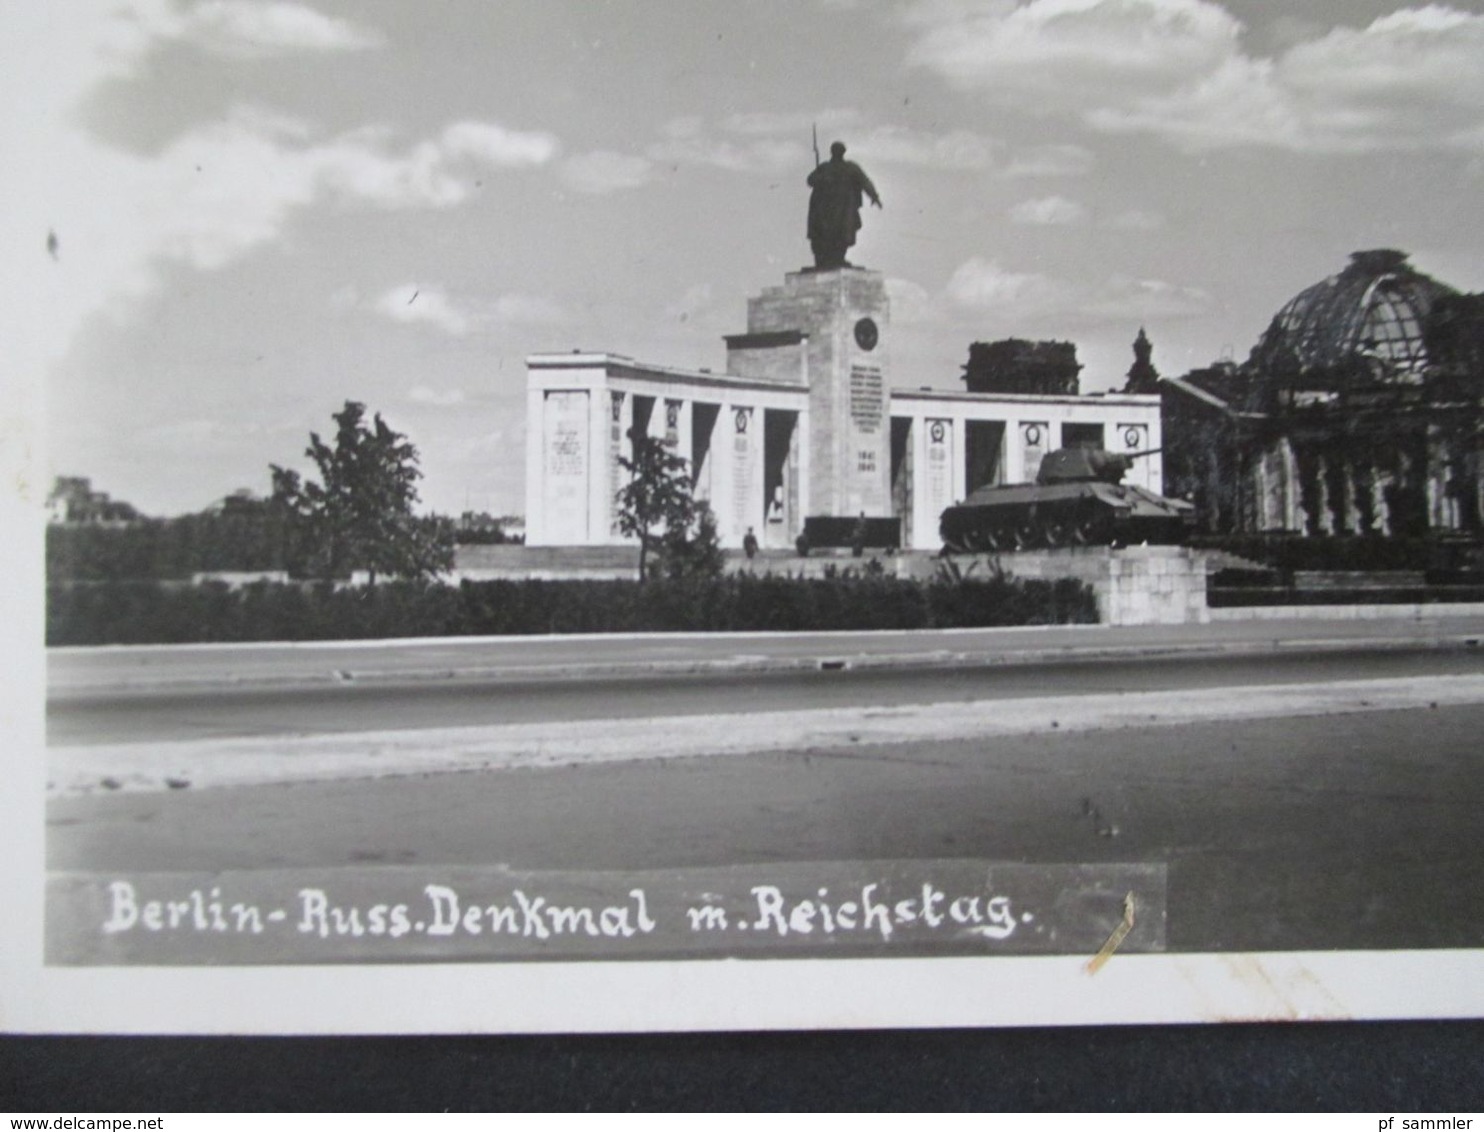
[47, 860, 1167, 966]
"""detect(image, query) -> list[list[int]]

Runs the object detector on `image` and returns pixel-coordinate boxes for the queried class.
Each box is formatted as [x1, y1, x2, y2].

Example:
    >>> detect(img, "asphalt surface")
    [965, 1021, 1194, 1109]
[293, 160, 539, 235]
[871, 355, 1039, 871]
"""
[47, 644, 1484, 745]
[46, 614, 1484, 696]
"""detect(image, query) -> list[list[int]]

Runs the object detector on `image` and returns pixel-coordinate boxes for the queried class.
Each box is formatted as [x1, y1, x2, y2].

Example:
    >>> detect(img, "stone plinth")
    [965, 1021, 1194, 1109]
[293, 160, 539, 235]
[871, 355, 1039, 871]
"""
[733, 268, 891, 520]
[931, 546, 1210, 626]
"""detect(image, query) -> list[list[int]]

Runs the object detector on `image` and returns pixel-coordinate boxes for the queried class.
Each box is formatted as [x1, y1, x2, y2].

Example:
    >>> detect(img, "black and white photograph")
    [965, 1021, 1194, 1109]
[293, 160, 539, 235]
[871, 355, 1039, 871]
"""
[4, 0, 1484, 1038]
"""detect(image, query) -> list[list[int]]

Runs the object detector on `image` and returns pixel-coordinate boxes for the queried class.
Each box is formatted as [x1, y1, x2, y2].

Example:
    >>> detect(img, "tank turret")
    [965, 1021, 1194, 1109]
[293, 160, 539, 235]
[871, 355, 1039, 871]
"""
[1035, 447, 1162, 486]
[939, 446, 1194, 553]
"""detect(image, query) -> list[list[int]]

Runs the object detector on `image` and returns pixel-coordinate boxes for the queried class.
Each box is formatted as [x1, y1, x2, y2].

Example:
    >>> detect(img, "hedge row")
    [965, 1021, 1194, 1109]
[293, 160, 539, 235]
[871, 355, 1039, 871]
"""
[46, 513, 458, 582]
[47, 516, 292, 581]
[47, 574, 1099, 646]
[1194, 534, 1484, 574]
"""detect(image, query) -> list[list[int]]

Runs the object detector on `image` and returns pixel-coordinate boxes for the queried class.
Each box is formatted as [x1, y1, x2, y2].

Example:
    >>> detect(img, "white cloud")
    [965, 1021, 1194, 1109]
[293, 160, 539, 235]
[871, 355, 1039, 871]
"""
[852, 125, 997, 169]
[649, 117, 808, 174]
[907, 0, 1484, 154]
[132, 414, 296, 459]
[377, 286, 470, 335]
[1003, 142, 1097, 177]
[324, 121, 557, 209]
[373, 287, 568, 336]
[1108, 208, 1164, 230]
[180, 1, 385, 57]
[1084, 52, 1306, 150]
[885, 277, 942, 325]
[1080, 274, 1213, 320]
[652, 113, 997, 173]
[945, 256, 1210, 324]
[142, 417, 233, 447]
[908, 0, 1240, 105]
[1008, 194, 1088, 225]
[560, 150, 654, 194]
[137, 109, 556, 264]
[662, 283, 716, 325]
[407, 384, 468, 408]
[115, 0, 384, 60]
[441, 121, 559, 168]
[722, 109, 860, 138]
[1, 5, 561, 375]
[490, 294, 568, 325]
[17, 104, 557, 359]
[946, 257, 1068, 309]
[1269, 6, 1484, 152]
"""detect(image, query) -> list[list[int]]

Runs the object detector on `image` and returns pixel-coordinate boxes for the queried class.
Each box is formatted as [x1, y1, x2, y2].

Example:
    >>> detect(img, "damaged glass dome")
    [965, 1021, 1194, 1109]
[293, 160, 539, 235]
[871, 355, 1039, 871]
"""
[1250, 249, 1457, 380]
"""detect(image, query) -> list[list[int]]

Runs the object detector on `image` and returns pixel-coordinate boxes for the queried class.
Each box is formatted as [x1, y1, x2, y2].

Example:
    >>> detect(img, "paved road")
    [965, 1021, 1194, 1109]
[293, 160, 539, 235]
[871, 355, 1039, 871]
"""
[46, 614, 1484, 695]
[45, 631, 1484, 955]
[48, 645, 1484, 745]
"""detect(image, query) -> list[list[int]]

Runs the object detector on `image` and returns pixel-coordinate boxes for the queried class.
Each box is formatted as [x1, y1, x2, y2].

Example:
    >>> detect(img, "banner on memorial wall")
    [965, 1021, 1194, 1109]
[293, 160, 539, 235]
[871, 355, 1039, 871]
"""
[731, 406, 758, 539]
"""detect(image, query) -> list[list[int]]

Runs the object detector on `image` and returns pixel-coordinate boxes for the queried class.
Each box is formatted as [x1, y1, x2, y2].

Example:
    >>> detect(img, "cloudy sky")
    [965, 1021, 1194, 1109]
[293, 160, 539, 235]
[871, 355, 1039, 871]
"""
[6, 0, 1484, 517]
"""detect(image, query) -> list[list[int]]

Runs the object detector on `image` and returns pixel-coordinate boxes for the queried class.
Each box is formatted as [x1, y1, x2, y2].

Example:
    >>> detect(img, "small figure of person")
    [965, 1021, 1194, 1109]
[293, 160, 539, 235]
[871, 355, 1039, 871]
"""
[850, 511, 868, 558]
[807, 141, 882, 270]
[742, 527, 759, 560]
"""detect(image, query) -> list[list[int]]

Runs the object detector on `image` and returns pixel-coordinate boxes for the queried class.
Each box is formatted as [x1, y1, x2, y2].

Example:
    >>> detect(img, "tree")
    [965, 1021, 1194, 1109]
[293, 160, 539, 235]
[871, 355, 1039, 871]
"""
[270, 401, 455, 582]
[654, 501, 724, 582]
[615, 429, 717, 582]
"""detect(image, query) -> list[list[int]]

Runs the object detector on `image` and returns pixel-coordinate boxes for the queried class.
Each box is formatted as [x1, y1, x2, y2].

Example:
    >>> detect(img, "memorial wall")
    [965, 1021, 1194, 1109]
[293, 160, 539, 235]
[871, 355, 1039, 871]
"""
[524, 272, 1162, 550]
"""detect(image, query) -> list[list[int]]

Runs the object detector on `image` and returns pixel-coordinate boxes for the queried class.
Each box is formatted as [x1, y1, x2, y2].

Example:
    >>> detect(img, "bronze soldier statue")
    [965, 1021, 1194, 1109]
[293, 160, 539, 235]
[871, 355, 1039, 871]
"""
[807, 141, 881, 270]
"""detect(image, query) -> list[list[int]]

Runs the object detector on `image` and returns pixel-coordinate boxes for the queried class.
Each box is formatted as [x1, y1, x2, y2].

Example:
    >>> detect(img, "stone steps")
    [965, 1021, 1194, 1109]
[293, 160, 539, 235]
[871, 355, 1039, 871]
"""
[455, 544, 641, 570]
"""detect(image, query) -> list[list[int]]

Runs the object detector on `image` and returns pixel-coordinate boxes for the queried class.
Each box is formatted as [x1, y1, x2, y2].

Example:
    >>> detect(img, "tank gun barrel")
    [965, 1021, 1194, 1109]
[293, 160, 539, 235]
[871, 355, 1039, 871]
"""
[1099, 447, 1163, 476]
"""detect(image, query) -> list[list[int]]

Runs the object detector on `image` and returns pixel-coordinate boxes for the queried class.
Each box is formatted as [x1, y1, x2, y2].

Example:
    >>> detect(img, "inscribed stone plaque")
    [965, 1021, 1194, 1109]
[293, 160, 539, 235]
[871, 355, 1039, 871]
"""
[925, 418, 954, 518]
[1021, 420, 1048, 483]
[849, 364, 883, 433]
[1118, 422, 1151, 489]
[542, 390, 589, 543]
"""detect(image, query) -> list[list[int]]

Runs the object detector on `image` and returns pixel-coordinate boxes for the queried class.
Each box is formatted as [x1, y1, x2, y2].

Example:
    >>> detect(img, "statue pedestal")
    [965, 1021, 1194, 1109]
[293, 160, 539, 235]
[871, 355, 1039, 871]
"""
[732, 268, 891, 521]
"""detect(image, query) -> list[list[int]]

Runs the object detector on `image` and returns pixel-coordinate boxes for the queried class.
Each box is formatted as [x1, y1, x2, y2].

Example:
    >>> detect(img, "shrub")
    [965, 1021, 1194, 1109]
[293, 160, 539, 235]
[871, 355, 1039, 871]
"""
[47, 572, 1097, 646]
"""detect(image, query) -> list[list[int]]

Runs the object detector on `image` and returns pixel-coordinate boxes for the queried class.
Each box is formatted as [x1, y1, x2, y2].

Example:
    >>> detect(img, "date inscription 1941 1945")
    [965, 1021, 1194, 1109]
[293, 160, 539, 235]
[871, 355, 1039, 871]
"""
[46, 860, 1167, 965]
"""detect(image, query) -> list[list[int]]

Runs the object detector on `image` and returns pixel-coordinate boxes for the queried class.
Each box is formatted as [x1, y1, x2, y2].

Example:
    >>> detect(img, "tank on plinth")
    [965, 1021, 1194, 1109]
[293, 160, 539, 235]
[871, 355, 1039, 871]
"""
[939, 446, 1196, 554]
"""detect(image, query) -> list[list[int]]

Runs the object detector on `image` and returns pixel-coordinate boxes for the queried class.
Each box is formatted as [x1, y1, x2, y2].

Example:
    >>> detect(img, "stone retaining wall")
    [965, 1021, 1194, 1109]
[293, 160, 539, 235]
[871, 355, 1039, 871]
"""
[920, 547, 1209, 626]
[453, 544, 1209, 626]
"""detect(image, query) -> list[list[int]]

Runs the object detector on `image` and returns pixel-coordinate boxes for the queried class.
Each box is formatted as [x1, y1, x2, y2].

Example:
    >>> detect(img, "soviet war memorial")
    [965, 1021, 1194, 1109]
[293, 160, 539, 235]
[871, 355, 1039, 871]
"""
[524, 147, 1170, 561]
[519, 220, 1484, 624]
[13, 2, 1484, 1058]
